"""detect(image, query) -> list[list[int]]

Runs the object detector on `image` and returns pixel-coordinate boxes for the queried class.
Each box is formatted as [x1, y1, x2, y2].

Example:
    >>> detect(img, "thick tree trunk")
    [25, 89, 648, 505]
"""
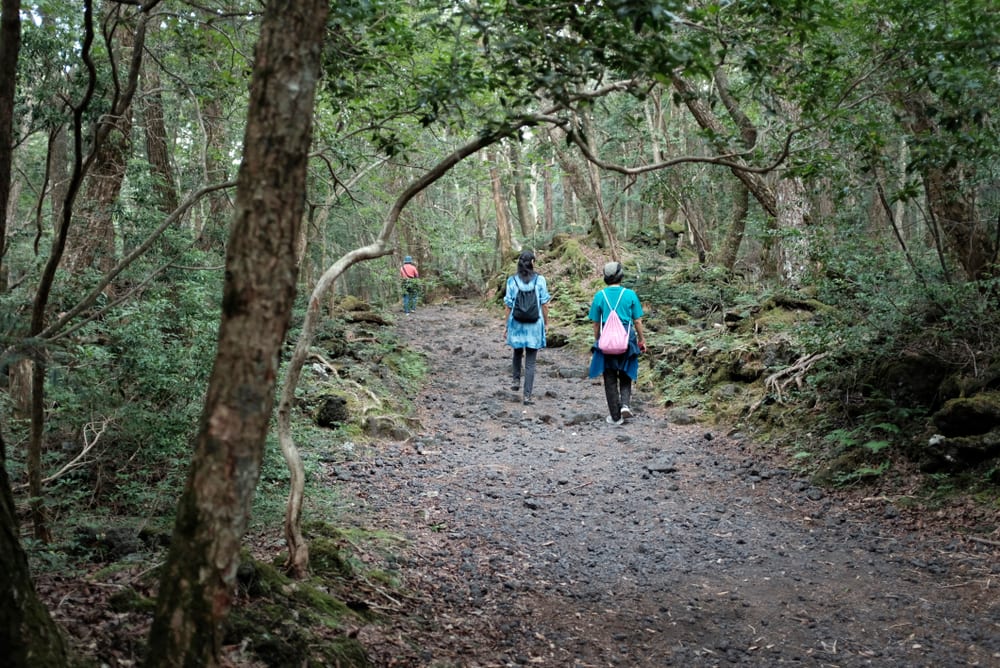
[775, 172, 810, 285]
[140, 54, 179, 214]
[720, 183, 749, 271]
[714, 67, 757, 269]
[0, 0, 18, 277]
[66, 6, 136, 276]
[144, 0, 328, 662]
[0, 13, 66, 655]
[0, 436, 71, 668]
[894, 81, 995, 280]
[547, 125, 615, 252]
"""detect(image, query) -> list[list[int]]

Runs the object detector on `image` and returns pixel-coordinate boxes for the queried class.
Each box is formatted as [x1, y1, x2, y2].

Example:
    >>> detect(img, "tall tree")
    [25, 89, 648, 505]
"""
[0, 0, 18, 275]
[139, 26, 179, 215]
[144, 0, 328, 661]
[0, 0, 73, 662]
[65, 3, 139, 275]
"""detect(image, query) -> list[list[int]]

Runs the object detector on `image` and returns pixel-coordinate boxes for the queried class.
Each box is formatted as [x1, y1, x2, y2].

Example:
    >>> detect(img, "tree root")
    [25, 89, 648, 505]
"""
[748, 352, 829, 415]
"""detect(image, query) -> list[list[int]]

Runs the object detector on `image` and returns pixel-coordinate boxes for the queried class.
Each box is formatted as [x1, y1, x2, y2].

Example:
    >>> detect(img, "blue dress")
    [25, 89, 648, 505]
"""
[504, 274, 551, 349]
[588, 286, 643, 380]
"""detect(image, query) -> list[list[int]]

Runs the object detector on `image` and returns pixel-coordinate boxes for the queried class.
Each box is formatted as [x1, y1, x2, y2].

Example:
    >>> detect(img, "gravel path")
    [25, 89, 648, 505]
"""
[341, 302, 1000, 667]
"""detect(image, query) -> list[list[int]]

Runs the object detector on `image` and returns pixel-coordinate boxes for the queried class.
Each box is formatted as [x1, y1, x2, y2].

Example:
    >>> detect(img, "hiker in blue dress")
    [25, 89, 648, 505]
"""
[503, 250, 551, 406]
[589, 261, 647, 425]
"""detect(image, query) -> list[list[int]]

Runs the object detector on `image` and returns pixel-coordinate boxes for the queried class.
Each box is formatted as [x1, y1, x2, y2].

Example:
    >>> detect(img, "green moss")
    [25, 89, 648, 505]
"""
[107, 587, 157, 614]
[226, 551, 370, 667]
[548, 236, 595, 280]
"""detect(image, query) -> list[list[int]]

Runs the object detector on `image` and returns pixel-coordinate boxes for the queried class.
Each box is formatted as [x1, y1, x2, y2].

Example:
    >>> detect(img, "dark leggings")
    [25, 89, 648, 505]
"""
[603, 368, 632, 420]
[512, 348, 538, 397]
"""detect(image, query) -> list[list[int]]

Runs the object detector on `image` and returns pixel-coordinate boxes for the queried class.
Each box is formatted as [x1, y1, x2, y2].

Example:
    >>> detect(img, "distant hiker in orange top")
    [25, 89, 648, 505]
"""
[400, 256, 420, 313]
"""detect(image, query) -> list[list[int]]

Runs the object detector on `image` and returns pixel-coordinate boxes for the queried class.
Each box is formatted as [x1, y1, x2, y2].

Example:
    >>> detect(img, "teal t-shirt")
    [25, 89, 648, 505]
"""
[588, 285, 643, 324]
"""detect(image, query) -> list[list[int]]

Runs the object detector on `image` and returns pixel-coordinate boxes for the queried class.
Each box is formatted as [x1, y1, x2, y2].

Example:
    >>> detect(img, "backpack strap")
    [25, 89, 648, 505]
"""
[601, 288, 626, 317]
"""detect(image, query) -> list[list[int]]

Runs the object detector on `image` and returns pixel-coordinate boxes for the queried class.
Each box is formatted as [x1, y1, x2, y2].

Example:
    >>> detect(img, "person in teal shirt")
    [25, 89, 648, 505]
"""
[504, 251, 551, 406]
[588, 261, 647, 424]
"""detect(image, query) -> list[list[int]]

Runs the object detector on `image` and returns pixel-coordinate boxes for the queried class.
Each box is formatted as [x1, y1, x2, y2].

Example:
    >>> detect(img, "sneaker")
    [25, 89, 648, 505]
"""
[605, 415, 624, 425]
[523, 399, 534, 406]
[510, 382, 520, 391]
[620, 405, 634, 419]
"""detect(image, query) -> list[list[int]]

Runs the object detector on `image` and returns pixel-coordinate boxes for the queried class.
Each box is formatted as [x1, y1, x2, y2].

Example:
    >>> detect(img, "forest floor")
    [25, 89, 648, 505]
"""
[342, 300, 1000, 667]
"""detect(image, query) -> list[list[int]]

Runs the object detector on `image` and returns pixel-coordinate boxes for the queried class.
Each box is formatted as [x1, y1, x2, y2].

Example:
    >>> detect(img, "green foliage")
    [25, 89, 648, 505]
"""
[832, 460, 891, 487]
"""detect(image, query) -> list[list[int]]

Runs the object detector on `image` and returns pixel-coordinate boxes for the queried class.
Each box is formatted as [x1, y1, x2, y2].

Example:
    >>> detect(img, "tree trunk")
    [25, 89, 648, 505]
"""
[489, 149, 514, 257]
[196, 95, 231, 250]
[580, 111, 619, 258]
[542, 160, 555, 233]
[0, 16, 67, 656]
[0, 0, 18, 277]
[509, 142, 532, 237]
[671, 73, 778, 218]
[720, 183, 749, 271]
[144, 0, 329, 662]
[140, 52, 179, 214]
[714, 67, 757, 269]
[893, 81, 995, 280]
[0, 433, 72, 668]
[546, 125, 610, 249]
[66, 5, 137, 276]
[775, 171, 810, 285]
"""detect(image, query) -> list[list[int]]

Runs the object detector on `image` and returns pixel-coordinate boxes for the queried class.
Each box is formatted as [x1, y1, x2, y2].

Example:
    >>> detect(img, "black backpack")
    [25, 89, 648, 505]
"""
[511, 276, 540, 323]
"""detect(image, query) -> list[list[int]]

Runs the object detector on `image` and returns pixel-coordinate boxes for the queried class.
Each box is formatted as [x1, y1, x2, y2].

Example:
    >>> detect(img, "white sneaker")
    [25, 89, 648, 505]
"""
[620, 405, 634, 419]
[605, 415, 624, 425]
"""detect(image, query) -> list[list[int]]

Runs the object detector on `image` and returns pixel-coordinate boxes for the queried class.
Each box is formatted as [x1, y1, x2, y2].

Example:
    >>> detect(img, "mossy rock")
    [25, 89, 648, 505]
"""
[920, 429, 1000, 473]
[873, 353, 951, 407]
[932, 391, 1000, 437]
[363, 414, 411, 441]
[337, 295, 372, 312]
[316, 394, 350, 428]
[548, 235, 596, 279]
[309, 536, 353, 579]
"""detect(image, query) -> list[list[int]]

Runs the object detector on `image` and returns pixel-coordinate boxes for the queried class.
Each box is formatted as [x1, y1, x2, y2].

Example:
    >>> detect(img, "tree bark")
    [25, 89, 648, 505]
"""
[196, 94, 231, 250]
[0, 435, 72, 668]
[542, 160, 555, 232]
[0, 0, 19, 275]
[892, 77, 995, 280]
[509, 142, 532, 237]
[0, 11, 67, 655]
[720, 182, 749, 271]
[489, 149, 514, 257]
[671, 73, 778, 218]
[140, 48, 179, 214]
[580, 111, 619, 258]
[66, 4, 137, 276]
[144, 0, 329, 662]
[714, 67, 757, 269]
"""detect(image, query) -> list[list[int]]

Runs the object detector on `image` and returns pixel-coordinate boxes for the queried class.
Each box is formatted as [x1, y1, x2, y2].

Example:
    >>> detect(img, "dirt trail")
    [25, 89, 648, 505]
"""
[341, 302, 1000, 667]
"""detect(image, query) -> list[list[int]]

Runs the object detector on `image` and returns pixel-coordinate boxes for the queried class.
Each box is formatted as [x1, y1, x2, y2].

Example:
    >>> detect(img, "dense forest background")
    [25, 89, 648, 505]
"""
[1, 0, 998, 665]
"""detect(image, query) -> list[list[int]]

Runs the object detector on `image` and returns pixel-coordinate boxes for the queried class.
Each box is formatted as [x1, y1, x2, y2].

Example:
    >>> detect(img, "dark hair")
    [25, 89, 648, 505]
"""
[517, 251, 536, 282]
